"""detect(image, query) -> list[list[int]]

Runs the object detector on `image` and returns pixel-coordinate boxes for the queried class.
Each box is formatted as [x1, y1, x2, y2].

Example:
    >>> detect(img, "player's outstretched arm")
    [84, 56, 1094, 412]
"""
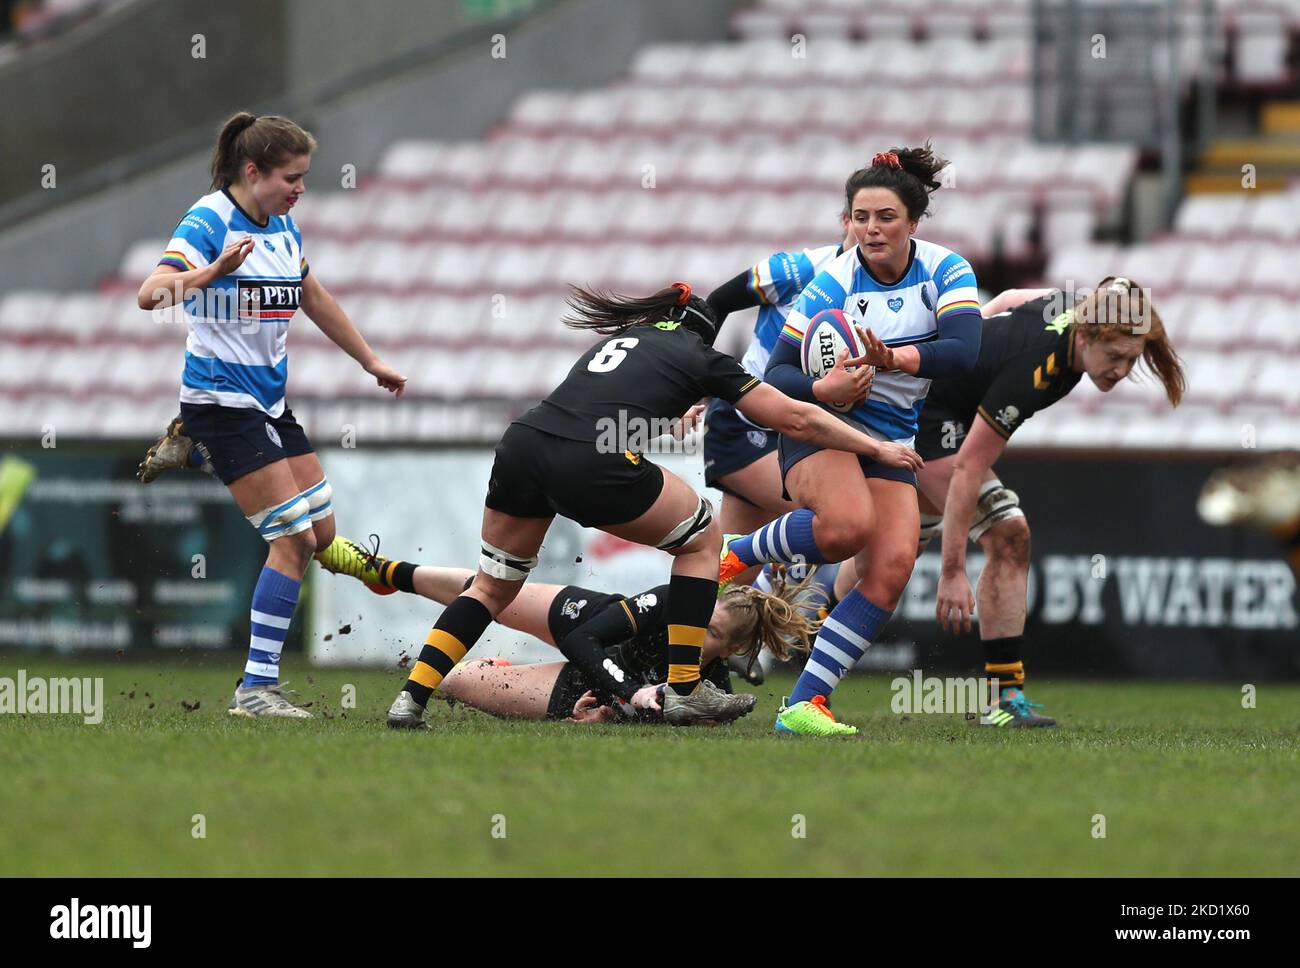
[705, 269, 762, 332]
[734, 383, 922, 470]
[936, 416, 1008, 633]
[981, 288, 1056, 318]
[300, 272, 407, 396]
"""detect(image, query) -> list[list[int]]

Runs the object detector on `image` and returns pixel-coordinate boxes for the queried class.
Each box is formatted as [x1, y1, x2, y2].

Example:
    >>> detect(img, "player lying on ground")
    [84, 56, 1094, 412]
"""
[135, 112, 406, 719]
[1199, 451, 1300, 579]
[318, 537, 822, 723]
[717, 144, 982, 737]
[385, 282, 921, 729]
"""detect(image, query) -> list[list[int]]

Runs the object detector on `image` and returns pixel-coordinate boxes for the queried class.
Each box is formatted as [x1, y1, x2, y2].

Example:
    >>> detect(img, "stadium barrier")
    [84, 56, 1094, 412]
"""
[312, 448, 1297, 680]
[2, 444, 1293, 679]
[0, 446, 284, 656]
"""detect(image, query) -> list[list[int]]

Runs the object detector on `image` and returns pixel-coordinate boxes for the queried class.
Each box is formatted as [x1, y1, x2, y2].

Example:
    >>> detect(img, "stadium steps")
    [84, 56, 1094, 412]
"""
[1184, 173, 1290, 193]
[1262, 101, 1300, 135]
[1184, 92, 1300, 194]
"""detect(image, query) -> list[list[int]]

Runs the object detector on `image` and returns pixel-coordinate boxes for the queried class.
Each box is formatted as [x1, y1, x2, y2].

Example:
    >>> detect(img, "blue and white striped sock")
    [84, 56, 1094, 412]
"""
[243, 566, 301, 687]
[187, 443, 215, 477]
[789, 589, 890, 706]
[732, 508, 830, 569]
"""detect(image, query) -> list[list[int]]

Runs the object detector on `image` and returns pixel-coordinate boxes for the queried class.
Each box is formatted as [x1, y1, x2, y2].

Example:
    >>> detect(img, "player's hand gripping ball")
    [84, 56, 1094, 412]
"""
[801, 309, 874, 412]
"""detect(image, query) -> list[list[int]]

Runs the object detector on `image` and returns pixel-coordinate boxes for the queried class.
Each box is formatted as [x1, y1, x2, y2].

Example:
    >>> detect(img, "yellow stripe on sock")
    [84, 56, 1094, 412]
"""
[985, 661, 1025, 686]
[426, 629, 470, 664]
[409, 661, 443, 689]
[668, 664, 702, 684]
[668, 624, 707, 648]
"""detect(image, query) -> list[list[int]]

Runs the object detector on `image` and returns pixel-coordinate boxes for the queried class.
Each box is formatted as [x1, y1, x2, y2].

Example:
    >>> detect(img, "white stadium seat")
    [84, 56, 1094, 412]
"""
[31, 11, 1299, 444]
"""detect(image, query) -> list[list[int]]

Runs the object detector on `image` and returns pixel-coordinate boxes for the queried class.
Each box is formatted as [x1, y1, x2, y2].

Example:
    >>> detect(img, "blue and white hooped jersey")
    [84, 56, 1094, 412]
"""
[158, 188, 309, 417]
[740, 242, 844, 380]
[779, 238, 979, 444]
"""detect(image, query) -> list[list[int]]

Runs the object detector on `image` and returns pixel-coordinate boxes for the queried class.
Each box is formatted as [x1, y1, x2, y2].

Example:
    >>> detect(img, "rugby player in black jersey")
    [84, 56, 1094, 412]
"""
[912, 278, 1186, 725]
[319, 540, 824, 722]
[386, 282, 920, 728]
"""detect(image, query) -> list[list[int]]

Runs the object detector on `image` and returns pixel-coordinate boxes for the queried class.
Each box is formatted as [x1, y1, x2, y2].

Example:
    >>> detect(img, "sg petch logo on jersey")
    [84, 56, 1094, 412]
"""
[237, 279, 302, 325]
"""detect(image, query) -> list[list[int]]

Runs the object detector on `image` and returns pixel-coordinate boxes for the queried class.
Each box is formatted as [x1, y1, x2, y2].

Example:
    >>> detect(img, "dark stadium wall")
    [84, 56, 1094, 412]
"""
[881, 452, 1300, 682]
[0, 443, 287, 657]
[0, 0, 287, 211]
[0, 0, 738, 295]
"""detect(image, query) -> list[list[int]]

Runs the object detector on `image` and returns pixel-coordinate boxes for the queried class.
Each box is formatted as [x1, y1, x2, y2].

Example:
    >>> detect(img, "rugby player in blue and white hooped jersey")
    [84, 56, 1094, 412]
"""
[703, 215, 855, 557]
[701, 220, 859, 685]
[719, 145, 982, 735]
[136, 113, 406, 718]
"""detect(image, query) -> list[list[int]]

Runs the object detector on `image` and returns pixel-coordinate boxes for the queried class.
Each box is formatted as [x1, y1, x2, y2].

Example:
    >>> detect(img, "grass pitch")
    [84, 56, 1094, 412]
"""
[2, 654, 1296, 876]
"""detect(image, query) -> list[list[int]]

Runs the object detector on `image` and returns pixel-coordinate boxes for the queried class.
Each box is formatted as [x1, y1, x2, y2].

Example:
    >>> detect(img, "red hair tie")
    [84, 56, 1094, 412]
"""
[873, 151, 902, 169]
[669, 281, 692, 306]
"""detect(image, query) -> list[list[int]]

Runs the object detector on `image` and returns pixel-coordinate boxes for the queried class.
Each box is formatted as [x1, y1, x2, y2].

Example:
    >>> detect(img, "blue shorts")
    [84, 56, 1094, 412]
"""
[179, 403, 315, 485]
[702, 397, 778, 492]
[777, 413, 917, 500]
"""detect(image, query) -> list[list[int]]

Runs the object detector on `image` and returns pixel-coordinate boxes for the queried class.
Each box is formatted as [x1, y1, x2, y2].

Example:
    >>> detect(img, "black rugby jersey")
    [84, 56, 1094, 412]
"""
[923, 293, 1082, 440]
[516, 321, 760, 444]
[553, 585, 731, 696]
[601, 586, 730, 692]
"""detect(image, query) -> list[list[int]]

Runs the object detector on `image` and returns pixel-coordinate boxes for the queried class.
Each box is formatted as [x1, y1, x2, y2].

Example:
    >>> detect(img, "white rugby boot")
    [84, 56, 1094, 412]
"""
[386, 690, 430, 730]
[228, 681, 313, 719]
[661, 679, 756, 726]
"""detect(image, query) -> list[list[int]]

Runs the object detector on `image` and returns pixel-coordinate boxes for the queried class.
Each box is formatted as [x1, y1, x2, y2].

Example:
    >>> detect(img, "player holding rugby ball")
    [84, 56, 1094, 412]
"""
[719, 144, 982, 736]
[385, 282, 919, 729]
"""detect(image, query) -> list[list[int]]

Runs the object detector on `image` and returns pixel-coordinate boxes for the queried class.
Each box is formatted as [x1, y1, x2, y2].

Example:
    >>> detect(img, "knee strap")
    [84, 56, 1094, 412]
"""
[480, 540, 538, 581]
[248, 495, 313, 542]
[300, 477, 333, 521]
[968, 480, 1024, 543]
[917, 513, 944, 556]
[657, 495, 714, 552]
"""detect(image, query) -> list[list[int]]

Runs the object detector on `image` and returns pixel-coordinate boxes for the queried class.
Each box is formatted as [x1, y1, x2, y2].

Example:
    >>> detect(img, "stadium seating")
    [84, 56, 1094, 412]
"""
[0, 0, 1296, 448]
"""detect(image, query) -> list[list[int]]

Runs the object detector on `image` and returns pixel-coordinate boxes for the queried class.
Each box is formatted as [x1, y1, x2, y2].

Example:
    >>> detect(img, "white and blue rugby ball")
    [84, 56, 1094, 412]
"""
[800, 308, 871, 413]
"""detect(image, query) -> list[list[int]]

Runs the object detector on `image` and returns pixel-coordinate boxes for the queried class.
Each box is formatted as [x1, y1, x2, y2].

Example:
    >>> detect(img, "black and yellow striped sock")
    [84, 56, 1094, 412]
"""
[377, 559, 418, 593]
[667, 574, 717, 696]
[984, 635, 1026, 693]
[403, 595, 493, 707]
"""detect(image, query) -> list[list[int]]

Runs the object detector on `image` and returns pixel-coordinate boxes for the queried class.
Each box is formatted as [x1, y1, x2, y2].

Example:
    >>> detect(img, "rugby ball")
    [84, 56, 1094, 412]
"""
[800, 309, 870, 413]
